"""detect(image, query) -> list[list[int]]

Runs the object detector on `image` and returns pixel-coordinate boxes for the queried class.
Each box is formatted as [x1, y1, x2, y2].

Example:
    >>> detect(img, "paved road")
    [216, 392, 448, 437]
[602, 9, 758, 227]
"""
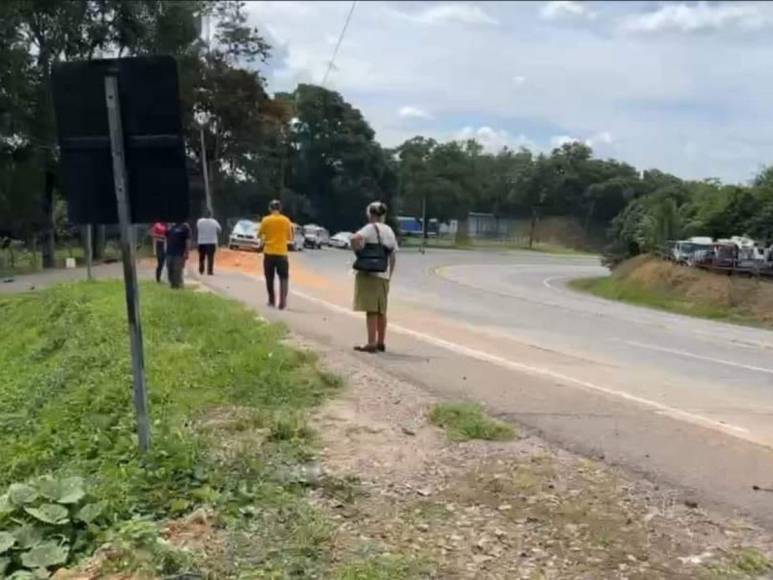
[199, 247, 773, 524]
[296, 248, 773, 445]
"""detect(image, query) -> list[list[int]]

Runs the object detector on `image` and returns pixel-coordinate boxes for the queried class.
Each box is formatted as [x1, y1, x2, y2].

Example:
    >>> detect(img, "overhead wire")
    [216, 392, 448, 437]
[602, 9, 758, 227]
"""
[321, 1, 357, 87]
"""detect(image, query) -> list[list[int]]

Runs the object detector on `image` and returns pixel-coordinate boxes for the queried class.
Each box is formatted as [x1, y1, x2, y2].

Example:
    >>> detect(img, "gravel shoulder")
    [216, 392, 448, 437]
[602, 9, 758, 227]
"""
[299, 335, 773, 579]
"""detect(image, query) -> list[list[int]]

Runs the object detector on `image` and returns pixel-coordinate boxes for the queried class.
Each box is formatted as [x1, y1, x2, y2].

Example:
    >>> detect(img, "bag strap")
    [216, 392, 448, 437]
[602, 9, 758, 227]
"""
[372, 223, 383, 246]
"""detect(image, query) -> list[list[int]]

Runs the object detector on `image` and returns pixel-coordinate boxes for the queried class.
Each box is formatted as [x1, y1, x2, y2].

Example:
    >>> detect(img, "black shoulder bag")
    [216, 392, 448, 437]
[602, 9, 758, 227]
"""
[353, 224, 390, 273]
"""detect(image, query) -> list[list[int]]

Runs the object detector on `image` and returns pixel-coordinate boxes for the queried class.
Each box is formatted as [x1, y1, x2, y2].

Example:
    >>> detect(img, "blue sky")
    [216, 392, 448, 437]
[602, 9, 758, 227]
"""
[245, 1, 773, 183]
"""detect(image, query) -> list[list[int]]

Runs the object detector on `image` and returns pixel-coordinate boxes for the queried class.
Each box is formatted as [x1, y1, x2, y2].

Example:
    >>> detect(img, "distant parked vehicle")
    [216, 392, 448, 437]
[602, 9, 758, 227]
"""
[228, 219, 261, 251]
[397, 216, 439, 237]
[397, 216, 422, 236]
[711, 242, 738, 268]
[303, 224, 329, 249]
[329, 231, 352, 249]
[289, 223, 304, 252]
[671, 237, 713, 264]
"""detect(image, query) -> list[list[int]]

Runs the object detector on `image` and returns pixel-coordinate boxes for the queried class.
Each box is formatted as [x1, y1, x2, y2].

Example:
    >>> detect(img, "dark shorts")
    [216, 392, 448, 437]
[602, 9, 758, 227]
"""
[264, 254, 289, 280]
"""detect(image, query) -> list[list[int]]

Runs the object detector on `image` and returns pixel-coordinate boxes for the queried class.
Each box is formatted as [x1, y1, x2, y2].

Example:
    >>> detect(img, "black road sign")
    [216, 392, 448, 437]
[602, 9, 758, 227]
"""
[52, 56, 189, 224]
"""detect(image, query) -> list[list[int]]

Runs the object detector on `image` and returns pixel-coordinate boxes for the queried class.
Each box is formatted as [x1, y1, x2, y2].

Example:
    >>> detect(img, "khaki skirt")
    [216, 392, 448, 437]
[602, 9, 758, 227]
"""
[353, 272, 390, 314]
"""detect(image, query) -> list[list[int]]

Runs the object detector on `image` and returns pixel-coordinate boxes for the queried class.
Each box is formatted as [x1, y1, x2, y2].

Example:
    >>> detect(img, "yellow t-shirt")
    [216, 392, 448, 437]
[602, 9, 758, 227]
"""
[260, 213, 293, 256]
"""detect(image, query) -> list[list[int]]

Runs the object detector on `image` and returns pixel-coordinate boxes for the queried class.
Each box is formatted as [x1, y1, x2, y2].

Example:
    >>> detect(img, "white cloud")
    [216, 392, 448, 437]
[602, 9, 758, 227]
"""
[551, 131, 613, 149]
[398, 106, 433, 120]
[398, 3, 499, 26]
[455, 126, 535, 153]
[625, 2, 766, 33]
[513, 75, 526, 86]
[589, 130, 613, 146]
[550, 135, 579, 148]
[540, 1, 596, 21]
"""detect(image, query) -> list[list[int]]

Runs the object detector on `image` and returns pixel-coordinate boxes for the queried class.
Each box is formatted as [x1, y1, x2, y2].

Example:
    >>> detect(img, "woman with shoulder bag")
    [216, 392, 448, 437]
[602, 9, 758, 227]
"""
[350, 201, 398, 353]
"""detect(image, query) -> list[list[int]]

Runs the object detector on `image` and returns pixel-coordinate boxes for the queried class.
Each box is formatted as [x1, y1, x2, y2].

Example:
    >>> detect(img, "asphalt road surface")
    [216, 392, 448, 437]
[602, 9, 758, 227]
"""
[200, 247, 773, 523]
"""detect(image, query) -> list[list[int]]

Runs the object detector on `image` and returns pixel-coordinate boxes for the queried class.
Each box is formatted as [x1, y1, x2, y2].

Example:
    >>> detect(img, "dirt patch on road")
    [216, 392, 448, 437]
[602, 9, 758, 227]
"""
[299, 336, 773, 578]
[214, 248, 335, 292]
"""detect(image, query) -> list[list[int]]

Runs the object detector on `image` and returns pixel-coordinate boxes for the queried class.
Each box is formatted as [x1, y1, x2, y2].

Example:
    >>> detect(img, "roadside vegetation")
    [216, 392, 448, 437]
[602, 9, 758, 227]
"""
[572, 255, 773, 329]
[429, 403, 516, 442]
[0, 281, 343, 577]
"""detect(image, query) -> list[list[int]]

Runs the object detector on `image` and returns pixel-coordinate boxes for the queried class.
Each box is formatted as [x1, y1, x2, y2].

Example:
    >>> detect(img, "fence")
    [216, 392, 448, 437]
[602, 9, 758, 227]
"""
[464, 213, 606, 251]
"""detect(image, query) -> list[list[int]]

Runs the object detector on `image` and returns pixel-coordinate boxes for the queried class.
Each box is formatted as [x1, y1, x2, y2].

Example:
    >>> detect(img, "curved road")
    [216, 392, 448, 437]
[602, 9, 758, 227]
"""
[298, 248, 773, 444]
[202, 247, 773, 522]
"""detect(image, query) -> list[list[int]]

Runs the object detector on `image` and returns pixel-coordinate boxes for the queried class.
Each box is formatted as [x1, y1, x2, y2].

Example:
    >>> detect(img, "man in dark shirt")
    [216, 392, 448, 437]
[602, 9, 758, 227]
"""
[165, 222, 190, 289]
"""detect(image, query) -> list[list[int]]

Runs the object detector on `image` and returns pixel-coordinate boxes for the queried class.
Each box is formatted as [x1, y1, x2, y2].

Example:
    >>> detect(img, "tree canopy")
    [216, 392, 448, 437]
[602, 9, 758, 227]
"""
[2, 1, 772, 261]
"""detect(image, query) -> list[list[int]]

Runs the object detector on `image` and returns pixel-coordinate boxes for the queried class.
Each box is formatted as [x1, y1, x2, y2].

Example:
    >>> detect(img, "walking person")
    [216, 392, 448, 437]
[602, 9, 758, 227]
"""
[150, 222, 168, 283]
[351, 201, 398, 353]
[165, 221, 191, 289]
[196, 210, 221, 276]
[259, 199, 293, 309]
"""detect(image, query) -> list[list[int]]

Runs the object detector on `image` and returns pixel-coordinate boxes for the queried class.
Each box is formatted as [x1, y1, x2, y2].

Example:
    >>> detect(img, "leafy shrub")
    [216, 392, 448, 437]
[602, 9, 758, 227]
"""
[0, 476, 104, 578]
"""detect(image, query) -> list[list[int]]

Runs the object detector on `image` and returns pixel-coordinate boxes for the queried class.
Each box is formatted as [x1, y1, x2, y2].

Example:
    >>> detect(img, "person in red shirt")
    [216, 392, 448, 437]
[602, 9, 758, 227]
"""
[150, 222, 168, 283]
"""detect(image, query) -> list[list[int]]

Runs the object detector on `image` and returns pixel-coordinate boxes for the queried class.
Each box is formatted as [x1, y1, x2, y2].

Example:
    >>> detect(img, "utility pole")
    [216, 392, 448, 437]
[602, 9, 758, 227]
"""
[200, 126, 212, 214]
[421, 193, 428, 254]
[200, 11, 212, 215]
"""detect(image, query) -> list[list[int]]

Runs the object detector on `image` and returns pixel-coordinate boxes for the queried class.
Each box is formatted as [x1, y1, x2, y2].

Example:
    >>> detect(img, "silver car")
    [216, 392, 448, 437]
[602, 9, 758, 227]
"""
[228, 219, 261, 251]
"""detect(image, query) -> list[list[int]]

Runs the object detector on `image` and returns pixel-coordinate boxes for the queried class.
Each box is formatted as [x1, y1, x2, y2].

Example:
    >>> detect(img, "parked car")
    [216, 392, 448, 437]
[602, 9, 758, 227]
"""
[228, 219, 261, 251]
[671, 237, 713, 264]
[329, 231, 352, 249]
[303, 224, 329, 249]
[289, 223, 304, 252]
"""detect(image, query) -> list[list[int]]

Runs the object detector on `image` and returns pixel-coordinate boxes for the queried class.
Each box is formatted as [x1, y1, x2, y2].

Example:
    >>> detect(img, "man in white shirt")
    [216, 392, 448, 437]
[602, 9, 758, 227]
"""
[196, 210, 222, 276]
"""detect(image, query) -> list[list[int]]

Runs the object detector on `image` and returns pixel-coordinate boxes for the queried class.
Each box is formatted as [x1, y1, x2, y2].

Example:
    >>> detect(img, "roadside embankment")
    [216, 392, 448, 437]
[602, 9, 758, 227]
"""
[572, 255, 773, 328]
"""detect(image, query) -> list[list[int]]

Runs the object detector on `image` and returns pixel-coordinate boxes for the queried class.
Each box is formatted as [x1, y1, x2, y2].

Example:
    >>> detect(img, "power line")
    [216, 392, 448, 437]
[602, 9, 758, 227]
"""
[321, 1, 357, 87]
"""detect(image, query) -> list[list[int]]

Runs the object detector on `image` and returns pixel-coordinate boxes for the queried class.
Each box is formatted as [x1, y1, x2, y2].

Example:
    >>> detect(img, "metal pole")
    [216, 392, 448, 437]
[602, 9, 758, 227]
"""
[85, 225, 93, 281]
[200, 125, 212, 214]
[105, 75, 151, 453]
[421, 194, 428, 254]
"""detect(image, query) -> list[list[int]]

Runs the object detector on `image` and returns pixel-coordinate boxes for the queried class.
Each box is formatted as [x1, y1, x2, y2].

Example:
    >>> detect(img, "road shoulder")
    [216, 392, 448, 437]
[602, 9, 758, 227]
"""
[196, 270, 773, 577]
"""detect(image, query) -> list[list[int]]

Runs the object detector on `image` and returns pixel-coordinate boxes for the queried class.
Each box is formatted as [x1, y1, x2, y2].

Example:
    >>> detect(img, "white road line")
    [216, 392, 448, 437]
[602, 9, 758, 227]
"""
[236, 274, 752, 438]
[623, 340, 773, 376]
[542, 275, 570, 290]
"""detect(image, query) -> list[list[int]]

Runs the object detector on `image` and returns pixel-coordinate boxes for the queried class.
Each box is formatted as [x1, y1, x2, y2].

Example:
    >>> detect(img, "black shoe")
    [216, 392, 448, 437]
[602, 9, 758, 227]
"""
[354, 344, 378, 353]
[377, 344, 386, 352]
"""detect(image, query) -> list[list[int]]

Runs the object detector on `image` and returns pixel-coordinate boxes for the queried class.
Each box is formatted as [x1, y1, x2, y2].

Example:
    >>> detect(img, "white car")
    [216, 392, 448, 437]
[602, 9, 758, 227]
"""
[228, 219, 260, 251]
[329, 232, 352, 249]
[303, 224, 330, 249]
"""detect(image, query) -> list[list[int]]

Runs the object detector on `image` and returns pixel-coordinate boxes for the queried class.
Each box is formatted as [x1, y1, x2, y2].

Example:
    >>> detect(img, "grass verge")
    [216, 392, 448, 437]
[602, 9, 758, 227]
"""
[428, 403, 516, 442]
[401, 237, 595, 256]
[570, 276, 737, 321]
[0, 281, 340, 577]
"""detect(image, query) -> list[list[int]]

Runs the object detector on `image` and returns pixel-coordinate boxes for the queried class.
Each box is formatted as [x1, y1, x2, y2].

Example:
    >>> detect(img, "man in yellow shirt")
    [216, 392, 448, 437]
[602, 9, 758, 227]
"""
[260, 199, 293, 309]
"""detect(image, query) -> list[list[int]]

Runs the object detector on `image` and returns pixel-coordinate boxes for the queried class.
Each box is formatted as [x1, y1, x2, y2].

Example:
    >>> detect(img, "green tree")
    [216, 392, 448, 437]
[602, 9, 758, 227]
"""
[284, 84, 397, 230]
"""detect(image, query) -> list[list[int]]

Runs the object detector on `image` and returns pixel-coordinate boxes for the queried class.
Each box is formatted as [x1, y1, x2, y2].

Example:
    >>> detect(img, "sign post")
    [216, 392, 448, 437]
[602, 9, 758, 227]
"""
[104, 75, 151, 453]
[52, 56, 189, 455]
[85, 225, 93, 281]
